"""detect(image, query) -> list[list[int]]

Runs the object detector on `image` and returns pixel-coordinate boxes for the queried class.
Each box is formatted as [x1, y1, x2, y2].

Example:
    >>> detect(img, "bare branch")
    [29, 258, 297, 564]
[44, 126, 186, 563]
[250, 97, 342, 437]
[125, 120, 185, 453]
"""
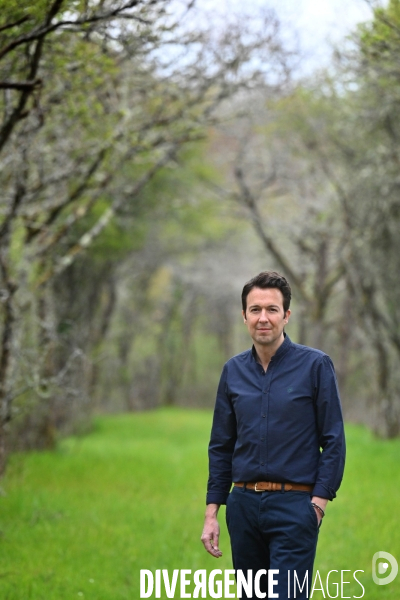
[36, 143, 179, 286]
[0, 0, 155, 61]
[233, 166, 311, 304]
[0, 15, 30, 33]
[25, 147, 109, 244]
[0, 79, 42, 91]
[0, 1, 66, 153]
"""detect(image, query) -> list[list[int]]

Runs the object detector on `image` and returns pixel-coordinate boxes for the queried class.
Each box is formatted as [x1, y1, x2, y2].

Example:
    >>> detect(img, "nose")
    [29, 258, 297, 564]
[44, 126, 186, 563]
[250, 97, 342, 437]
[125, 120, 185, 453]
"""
[259, 309, 269, 322]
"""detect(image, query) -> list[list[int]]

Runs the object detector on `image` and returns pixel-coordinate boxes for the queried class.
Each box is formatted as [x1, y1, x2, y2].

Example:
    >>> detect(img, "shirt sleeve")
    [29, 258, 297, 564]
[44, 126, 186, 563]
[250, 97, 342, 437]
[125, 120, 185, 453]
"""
[206, 364, 237, 505]
[312, 354, 346, 500]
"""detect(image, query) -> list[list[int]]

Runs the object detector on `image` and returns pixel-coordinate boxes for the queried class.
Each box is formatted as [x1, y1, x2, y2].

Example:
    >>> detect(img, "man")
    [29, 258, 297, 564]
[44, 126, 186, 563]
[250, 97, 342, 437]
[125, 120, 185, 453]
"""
[201, 271, 345, 599]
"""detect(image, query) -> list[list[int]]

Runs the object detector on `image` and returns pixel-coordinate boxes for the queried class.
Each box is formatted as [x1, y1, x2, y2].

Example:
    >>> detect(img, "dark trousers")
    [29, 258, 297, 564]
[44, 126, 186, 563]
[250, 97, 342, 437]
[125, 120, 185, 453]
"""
[226, 486, 320, 599]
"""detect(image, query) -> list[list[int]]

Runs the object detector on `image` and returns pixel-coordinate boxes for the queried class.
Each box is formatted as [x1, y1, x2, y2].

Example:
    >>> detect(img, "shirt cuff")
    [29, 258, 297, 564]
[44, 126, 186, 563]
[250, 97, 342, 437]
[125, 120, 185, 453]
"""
[206, 491, 229, 505]
[312, 483, 336, 500]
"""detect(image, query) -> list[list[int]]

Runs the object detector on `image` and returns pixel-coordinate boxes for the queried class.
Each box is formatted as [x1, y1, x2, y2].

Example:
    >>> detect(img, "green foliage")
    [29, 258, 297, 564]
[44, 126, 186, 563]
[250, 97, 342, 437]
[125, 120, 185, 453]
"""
[356, 0, 400, 111]
[70, 196, 148, 263]
[149, 142, 237, 252]
[358, 0, 400, 51]
[41, 34, 119, 132]
[0, 1, 70, 30]
[0, 412, 399, 598]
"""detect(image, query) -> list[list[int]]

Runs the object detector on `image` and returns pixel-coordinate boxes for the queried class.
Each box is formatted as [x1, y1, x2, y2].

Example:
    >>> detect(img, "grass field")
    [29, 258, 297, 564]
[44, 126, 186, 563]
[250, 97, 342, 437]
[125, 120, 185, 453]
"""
[0, 408, 399, 599]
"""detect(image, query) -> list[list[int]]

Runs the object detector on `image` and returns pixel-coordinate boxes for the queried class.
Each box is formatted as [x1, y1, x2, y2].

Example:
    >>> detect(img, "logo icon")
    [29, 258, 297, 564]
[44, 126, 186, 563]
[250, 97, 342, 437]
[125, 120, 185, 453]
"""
[372, 551, 398, 585]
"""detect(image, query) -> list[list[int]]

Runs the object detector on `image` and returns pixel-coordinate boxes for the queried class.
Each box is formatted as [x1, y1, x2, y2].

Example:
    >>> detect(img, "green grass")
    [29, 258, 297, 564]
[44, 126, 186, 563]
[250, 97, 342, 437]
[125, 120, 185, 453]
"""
[0, 409, 399, 599]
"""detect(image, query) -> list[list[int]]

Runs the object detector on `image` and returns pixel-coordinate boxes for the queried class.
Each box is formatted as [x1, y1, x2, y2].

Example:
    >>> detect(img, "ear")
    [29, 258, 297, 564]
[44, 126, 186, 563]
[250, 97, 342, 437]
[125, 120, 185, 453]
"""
[242, 310, 247, 323]
[284, 309, 291, 323]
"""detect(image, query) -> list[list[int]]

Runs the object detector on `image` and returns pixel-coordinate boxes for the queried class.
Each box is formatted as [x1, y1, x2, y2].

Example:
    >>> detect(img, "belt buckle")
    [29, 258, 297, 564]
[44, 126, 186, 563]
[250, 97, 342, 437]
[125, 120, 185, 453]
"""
[254, 482, 267, 492]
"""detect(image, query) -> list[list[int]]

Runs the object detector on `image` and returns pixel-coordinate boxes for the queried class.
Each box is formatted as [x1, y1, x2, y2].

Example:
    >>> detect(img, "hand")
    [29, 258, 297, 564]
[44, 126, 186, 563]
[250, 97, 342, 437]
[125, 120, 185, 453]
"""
[313, 506, 323, 526]
[201, 504, 223, 558]
[311, 496, 328, 526]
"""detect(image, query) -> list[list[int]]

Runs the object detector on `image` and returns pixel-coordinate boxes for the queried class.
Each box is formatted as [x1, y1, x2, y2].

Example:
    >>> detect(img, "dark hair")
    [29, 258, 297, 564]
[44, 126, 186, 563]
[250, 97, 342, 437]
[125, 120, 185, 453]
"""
[241, 271, 292, 315]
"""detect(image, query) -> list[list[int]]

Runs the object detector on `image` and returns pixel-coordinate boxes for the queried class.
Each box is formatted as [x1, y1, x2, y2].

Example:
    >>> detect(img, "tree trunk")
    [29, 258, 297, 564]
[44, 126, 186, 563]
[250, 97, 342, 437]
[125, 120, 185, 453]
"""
[0, 253, 18, 475]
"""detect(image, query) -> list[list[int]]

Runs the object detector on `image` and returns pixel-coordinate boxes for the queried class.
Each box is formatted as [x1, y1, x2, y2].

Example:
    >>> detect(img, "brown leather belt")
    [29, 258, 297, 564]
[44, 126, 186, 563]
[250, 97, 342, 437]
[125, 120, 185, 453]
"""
[234, 481, 313, 493]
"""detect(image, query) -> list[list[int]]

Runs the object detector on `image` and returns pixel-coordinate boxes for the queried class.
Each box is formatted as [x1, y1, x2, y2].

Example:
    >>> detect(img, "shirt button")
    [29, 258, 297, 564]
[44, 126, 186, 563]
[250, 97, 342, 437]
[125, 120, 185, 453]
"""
[262, 414, 266, 418]
[261, 462, 264, 465]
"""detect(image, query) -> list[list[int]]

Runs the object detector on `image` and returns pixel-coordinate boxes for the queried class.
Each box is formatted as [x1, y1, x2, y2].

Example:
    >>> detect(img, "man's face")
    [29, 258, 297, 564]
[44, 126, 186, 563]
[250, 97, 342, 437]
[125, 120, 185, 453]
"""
[242, 287, 290, 348]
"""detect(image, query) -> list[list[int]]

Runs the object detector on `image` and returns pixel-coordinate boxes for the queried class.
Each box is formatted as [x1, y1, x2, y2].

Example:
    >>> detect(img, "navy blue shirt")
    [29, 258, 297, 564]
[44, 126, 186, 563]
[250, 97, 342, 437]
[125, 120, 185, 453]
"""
[206, 334, 345, 505]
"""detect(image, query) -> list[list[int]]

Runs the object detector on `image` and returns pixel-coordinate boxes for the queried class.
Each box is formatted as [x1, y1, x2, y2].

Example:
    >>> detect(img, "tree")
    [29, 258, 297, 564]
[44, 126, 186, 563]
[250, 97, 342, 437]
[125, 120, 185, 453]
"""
[205, 90, 346, 355]
[247, 0, 400, 436]
[1, 1, 290, 468]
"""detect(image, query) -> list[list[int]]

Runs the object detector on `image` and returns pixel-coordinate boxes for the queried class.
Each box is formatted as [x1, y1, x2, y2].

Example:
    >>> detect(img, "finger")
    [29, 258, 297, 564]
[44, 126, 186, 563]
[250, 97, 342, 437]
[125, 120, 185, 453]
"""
[201, 536, 222, 557]
[211, 533, 220, 551]
[209, 543, 223, 557]
[210, 534, 223, 557]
